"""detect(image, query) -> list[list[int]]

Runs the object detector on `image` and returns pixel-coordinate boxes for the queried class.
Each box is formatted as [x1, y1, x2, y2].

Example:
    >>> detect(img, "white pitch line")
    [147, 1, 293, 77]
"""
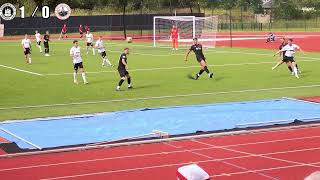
[44, 58, 320, 76]
[1, 84, 320, 111]
[0, 64, 43, 76]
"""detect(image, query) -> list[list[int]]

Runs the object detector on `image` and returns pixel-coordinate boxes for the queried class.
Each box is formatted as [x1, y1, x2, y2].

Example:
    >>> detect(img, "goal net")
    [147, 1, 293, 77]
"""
[153, 16, 218, 48]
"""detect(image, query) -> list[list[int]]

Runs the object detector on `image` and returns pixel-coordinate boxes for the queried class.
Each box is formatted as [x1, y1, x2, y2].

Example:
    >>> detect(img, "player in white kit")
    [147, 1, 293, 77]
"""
[21, 34, 32, 64]
[34, 30, 42, 53]
[85, 31, 95, 55]
[95, 36, 113, 67]
[70, 40, 88, 84]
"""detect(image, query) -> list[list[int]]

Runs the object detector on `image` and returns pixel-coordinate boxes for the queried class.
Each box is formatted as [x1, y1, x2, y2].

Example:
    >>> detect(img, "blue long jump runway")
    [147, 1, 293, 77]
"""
[0, 98, 320, 150]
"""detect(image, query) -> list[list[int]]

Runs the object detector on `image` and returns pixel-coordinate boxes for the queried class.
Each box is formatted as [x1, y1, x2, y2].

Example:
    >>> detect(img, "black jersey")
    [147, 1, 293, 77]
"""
[190, 44, 205, 61]
[44, 34, 50, 43]
[118, 53, 127, 70]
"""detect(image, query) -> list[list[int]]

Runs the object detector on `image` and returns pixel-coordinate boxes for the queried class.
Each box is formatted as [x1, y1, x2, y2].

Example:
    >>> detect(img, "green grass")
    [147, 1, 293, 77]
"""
[0, 40, 320, 121]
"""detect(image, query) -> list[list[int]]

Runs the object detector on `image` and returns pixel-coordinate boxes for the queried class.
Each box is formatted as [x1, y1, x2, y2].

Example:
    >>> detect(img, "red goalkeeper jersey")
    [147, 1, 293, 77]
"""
[171, 28, 178, 38]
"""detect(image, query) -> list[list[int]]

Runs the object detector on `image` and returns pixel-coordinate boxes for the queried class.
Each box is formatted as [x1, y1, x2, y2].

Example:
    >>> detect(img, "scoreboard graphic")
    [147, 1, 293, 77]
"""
[0, 3, 71, 20]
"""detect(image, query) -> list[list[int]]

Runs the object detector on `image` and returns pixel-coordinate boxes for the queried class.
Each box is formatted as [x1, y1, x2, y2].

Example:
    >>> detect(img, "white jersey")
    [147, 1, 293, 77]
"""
[70, 46, 82, 64]
[21, 39, 31, 48]
[35, 33, 41, 42]
[281, 44, 300, 57]
[95, 40, 105, 53]
[86, 33, 93, 43]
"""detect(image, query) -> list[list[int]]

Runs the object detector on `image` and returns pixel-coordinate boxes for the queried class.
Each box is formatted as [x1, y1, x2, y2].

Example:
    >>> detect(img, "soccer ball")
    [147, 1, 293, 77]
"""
[126, 37, 132, 43]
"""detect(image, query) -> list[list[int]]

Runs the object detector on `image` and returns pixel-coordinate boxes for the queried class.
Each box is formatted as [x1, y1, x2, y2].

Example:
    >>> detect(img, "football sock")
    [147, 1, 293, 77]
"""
[73, 72, 77, 81]
[104, 58, 112, 66]
[204, 66, 210, 74]
[81, 73, 87, 82]
[127, 77, 131, 85]
[118, 79, 124, 86]
[288, 66, 293, 72]
[198, 69, 204, 75]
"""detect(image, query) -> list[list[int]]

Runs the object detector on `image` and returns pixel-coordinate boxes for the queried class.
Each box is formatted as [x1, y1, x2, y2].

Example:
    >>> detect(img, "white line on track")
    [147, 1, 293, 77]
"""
[0, 64, 43, 76]
[210, 162, 320, 178]
[1, 134, 320, 172]
[37, 149, 320, 180]
[1, 84, 320, 111]
[192, 139, 320, 168]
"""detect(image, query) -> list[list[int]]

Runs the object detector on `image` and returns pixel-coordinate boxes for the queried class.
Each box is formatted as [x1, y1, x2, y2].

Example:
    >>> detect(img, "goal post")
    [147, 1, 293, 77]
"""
[153, 16, 218, 48]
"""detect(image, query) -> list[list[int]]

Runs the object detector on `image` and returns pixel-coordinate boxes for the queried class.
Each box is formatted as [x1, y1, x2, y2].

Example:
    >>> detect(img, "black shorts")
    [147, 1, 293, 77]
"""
[196, 56, 206, 63]
[74, 62, 84, 71]
[86, 42, 93, 47]
[118, 68, 129, 77]
[62, 32, 66, 35]
[283, 56, 295, 63]
[24, 48, 31, 55]
[100, 51, 106, 58]
[44, 42, 49, 48]
[37, 41, 41, 46]
[80, 32, 83, 35]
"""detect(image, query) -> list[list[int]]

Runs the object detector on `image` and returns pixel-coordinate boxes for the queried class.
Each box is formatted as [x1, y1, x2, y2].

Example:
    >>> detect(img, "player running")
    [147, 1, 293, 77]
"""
[79, 24, 84, 38]
[95, 36, 113, 67]
[85, 30, 95, 55]
[185, 38, 214, 80]
[43, 30, 50, 56]
[116, 48, 132, 91]
[21, 34, 32, 64]
[272, 38, 301, 74]
[170, 25, 179, 50]
[59, 24, 67, 39]
[34, 30, 42, 53]
[70, 40, 88, 84]
[273, 39, 302, 78]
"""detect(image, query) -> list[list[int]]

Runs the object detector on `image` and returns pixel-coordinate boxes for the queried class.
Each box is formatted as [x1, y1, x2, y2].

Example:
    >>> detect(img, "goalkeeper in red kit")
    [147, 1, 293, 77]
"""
[170, 25, 179, 50]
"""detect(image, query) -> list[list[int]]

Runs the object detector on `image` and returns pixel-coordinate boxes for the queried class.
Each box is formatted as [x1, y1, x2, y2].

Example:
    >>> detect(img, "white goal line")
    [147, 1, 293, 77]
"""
[1, 84, 320, 111]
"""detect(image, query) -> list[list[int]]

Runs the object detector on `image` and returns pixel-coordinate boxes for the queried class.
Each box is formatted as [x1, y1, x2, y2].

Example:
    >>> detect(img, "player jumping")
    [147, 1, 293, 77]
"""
[272, 38, 301, 74]
[170, 25, 179, 50]
[34, 30, 42, 53]
[95, 36, 113, 67]
[116, 48, 132, 91]
[185, 38, 214, 80]
[21, 34, 32, 64]
[70, 40, 88, 84]
[273, 39, 302, 78]
[43, 30, 50, 56]
[85, 30, 95, 55]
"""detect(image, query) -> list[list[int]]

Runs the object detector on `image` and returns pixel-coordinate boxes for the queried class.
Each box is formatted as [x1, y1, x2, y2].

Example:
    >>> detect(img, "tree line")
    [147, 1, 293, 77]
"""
[1, 0, 320, 19]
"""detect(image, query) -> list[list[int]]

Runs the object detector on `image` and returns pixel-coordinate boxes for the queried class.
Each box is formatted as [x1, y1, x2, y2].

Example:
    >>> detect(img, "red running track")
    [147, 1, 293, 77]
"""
[0, 125, 319, 180]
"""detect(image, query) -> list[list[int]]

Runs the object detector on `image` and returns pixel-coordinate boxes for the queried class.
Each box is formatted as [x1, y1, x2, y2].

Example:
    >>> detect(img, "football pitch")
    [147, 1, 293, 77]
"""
[1, 40, 320, 121]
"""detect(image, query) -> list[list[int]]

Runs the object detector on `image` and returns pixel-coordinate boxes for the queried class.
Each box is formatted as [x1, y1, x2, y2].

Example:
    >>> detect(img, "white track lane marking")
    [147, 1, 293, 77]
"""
[0, 64, 43, 76]
[37, 152, 320, 180]
[192, 139, 320, 168]
[1, 135, 320, 172]
[210, 162, 320, 178]
[1, 84, 320, 111]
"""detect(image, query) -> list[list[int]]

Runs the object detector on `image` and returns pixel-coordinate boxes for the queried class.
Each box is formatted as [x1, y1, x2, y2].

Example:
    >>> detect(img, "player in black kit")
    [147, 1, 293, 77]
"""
[116, 48, 132, 91]
[43, 30, 50, 56]
[185, 38, 214, 80]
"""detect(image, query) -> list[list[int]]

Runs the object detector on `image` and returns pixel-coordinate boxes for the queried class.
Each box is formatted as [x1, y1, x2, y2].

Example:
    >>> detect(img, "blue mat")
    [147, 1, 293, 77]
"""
[1, 98, 320, 150]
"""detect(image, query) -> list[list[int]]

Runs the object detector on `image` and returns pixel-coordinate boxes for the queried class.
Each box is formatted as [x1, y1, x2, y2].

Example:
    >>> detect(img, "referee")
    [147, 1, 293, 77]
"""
[116, 48, 132, 91]
[44, 30, 50, 56]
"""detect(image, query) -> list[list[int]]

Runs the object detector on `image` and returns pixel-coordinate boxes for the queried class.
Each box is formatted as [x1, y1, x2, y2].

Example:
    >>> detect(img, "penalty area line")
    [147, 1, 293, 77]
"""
[0, 64, 44, 76]
[0, 84, 320, 111]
